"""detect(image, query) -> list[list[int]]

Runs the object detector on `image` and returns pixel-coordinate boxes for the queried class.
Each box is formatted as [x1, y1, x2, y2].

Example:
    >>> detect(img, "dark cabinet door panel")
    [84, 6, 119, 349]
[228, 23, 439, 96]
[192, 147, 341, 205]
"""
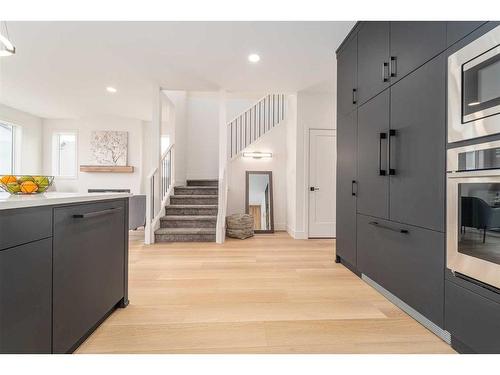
[390, 21, 446, 83]
[446, 21, 486, 47]
[389, 55, 446, 232]
[445, 280, 500, 353]
[337, 34, 358, 117]
[357, 214, 445, 327]
[336, 110, 357, 265]
[0, 239, 52, 353]
[357, 22, 390, 105]
[0, 206, 52, 250]
[356, 90, 390, 219]
[53, 200, 125, 353]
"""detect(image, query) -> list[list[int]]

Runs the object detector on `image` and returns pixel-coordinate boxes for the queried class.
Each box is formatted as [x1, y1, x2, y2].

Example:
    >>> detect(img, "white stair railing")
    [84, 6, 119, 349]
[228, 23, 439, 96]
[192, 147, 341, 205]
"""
[145, 144, 174, 244]
[227, 93, 286, 159]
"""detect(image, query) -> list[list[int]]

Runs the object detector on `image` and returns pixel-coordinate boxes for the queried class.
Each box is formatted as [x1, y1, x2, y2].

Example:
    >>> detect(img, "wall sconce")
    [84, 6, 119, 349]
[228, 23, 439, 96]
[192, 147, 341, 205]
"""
[242, 152, 273, 159]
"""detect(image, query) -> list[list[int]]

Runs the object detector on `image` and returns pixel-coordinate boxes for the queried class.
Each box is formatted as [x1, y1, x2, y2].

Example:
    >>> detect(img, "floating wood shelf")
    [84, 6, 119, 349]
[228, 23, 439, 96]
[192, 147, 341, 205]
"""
[80, 165, 134, 173]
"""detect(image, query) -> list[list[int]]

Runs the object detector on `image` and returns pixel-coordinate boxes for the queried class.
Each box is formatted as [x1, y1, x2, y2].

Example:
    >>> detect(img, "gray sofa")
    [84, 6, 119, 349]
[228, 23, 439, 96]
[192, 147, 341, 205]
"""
[88, 189, 146, 230]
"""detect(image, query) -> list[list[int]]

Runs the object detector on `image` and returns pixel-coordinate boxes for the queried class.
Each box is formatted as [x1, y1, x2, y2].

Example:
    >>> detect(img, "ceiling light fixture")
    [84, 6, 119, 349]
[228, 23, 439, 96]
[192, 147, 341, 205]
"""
[248, 53, 260, 63]
[106, 86, 117, 93]
[243, 151, 272, 159]
[0, 21, 15, 57]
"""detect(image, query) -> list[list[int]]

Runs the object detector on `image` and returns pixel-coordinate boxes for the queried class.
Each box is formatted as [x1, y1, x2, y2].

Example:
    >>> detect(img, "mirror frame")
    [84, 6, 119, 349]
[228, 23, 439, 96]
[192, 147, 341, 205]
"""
[245, 171, 274, 233]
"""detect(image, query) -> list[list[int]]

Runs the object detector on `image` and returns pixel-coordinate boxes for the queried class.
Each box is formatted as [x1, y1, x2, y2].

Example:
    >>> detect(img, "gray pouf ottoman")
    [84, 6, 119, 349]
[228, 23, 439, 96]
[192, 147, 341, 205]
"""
[226, 213, 254, 239]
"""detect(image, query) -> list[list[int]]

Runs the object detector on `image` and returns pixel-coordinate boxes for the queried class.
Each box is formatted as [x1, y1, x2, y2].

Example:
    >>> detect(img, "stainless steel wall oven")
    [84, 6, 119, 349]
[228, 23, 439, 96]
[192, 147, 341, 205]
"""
[447, 140, 500, 289]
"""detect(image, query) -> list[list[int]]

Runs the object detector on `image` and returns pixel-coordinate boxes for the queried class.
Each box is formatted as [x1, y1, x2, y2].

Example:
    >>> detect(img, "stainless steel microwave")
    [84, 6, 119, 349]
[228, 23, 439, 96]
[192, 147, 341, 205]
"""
[448, 26, 500, 143]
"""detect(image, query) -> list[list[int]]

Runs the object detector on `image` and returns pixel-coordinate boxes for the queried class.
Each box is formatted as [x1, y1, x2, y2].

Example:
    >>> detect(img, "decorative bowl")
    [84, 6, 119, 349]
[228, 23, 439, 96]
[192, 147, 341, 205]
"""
[0, 175, 54, 195]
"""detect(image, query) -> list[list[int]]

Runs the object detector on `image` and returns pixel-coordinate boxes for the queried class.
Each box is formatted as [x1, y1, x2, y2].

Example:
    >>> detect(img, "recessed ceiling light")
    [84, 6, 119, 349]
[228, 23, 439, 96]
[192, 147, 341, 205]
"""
[248, 54, 260, 63]
[106, 86, 117, 93]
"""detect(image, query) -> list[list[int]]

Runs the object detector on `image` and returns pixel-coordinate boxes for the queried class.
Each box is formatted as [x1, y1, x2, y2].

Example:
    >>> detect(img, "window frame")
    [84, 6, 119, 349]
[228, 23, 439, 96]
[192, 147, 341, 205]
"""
[0, 120, 19, 175]
[52, 131, 78, 179]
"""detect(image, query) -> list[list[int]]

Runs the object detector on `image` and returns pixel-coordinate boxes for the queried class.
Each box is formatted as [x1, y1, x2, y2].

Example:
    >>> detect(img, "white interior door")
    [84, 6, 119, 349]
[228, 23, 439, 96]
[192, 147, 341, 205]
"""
[309, 129, 336, 238]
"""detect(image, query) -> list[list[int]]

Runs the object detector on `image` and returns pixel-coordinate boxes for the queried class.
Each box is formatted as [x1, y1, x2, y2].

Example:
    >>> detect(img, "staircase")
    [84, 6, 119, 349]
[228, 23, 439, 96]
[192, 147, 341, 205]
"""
[154, 179, 218, 242]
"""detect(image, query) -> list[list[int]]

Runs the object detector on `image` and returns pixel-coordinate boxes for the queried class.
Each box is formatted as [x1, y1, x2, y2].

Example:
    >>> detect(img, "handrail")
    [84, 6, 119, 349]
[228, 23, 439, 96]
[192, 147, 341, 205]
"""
[146, 143, 175, 244]
[160, 143, 174, 161]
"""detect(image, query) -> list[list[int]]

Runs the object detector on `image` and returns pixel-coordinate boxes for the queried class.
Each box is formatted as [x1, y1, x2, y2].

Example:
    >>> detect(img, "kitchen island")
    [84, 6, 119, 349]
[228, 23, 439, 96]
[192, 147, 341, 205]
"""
[0, 192, 130, 354]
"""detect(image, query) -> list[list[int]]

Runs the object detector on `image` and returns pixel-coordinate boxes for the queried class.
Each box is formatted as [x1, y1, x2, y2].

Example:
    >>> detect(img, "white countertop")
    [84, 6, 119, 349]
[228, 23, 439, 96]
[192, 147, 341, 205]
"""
[0, 192, 132, 210]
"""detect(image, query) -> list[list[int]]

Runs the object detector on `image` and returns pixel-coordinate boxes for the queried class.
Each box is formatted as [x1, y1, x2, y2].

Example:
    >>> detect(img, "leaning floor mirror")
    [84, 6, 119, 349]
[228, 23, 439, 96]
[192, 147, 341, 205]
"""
[246, 171, 274, 233]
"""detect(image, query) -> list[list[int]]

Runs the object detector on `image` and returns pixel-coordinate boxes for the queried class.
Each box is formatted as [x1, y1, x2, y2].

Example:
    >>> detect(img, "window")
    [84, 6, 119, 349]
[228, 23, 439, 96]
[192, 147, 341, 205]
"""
[0, 122, 14, 175]
[52, 132, 77, 177]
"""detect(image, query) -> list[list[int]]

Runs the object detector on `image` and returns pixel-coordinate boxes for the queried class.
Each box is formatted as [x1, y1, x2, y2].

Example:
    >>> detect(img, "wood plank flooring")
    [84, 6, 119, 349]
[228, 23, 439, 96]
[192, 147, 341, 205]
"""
[76, 232, 455, 354]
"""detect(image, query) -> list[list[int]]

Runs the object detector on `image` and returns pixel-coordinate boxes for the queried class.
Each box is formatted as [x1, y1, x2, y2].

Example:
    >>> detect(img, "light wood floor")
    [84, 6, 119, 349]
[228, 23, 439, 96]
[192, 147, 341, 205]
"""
[76, 232, 455, 354]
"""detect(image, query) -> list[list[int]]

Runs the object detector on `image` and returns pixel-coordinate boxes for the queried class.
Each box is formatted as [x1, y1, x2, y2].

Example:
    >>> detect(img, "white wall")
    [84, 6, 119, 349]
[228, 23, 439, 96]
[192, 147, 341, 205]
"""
[0, 102, 43, 174]
[225, 92, 265, 122]
[42, 115, 144, 194]
[227, 119, 288, 231]
[185, 92, 220, 180]
[287, 90, 335, 239]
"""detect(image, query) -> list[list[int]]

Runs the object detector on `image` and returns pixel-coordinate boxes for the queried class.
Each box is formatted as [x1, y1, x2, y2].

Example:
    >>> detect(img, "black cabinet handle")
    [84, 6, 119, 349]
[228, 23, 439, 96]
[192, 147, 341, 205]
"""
[352, 88, 357, 105]
[73, 207, 122, 219]
[389, 129, 396, 175]
[351, 180, 357, 196]
[378, 132, 387, 176]
[369, 221, 409, 234]
[390, 56, 397, 77]
[382, 62, 389, 82]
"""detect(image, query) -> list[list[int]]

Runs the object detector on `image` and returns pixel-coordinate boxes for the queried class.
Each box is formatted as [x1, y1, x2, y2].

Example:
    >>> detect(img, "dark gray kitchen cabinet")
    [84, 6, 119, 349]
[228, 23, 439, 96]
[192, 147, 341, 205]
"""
[356, 89, 390, 219]
[389, 54, 446, 232]
[53, 200, 126, 353]
[446, 21, 486, 47]
[389, 22, 446, 83]
[357, 214, 445, 327]
[0, 206, 52, 250]
[336, 110, 357, 266]
[357, 22, 390, 105]
[0, 238, 52, 353]
[445, 279, 500, 353]
[337, 33, 357, 117]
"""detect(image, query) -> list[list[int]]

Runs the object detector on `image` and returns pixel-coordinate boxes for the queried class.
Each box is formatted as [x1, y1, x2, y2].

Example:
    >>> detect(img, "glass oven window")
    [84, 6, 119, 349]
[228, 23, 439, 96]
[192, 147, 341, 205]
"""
[462, 46, 500, 122]
[458, 183, 500, 265]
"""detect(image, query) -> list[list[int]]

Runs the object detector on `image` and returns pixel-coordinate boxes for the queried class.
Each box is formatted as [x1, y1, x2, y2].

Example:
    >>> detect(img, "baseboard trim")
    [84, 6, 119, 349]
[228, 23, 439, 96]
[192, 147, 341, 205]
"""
[286, 226, 308, 239]
[362, 274, 451, 344]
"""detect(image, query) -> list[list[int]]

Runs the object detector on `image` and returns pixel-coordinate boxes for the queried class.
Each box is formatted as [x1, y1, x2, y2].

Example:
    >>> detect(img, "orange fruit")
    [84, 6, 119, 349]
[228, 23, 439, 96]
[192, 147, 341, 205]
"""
[20, 180, 39, 194]
[1, 175, 17, 185]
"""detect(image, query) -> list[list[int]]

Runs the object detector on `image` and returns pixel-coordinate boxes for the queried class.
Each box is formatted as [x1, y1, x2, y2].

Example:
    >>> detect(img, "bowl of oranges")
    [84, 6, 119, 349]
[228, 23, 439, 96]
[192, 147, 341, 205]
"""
[0, 175, 54, 195]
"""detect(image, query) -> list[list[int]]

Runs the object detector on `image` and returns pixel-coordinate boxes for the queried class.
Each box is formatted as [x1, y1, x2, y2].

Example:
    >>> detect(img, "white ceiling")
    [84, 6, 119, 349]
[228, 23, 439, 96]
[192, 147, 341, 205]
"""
[0, 21, 354, 120]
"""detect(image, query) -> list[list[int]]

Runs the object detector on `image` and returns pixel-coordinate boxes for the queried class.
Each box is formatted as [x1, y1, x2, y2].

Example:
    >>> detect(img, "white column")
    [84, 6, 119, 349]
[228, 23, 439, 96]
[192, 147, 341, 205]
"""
[216, 89, 227, 244]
